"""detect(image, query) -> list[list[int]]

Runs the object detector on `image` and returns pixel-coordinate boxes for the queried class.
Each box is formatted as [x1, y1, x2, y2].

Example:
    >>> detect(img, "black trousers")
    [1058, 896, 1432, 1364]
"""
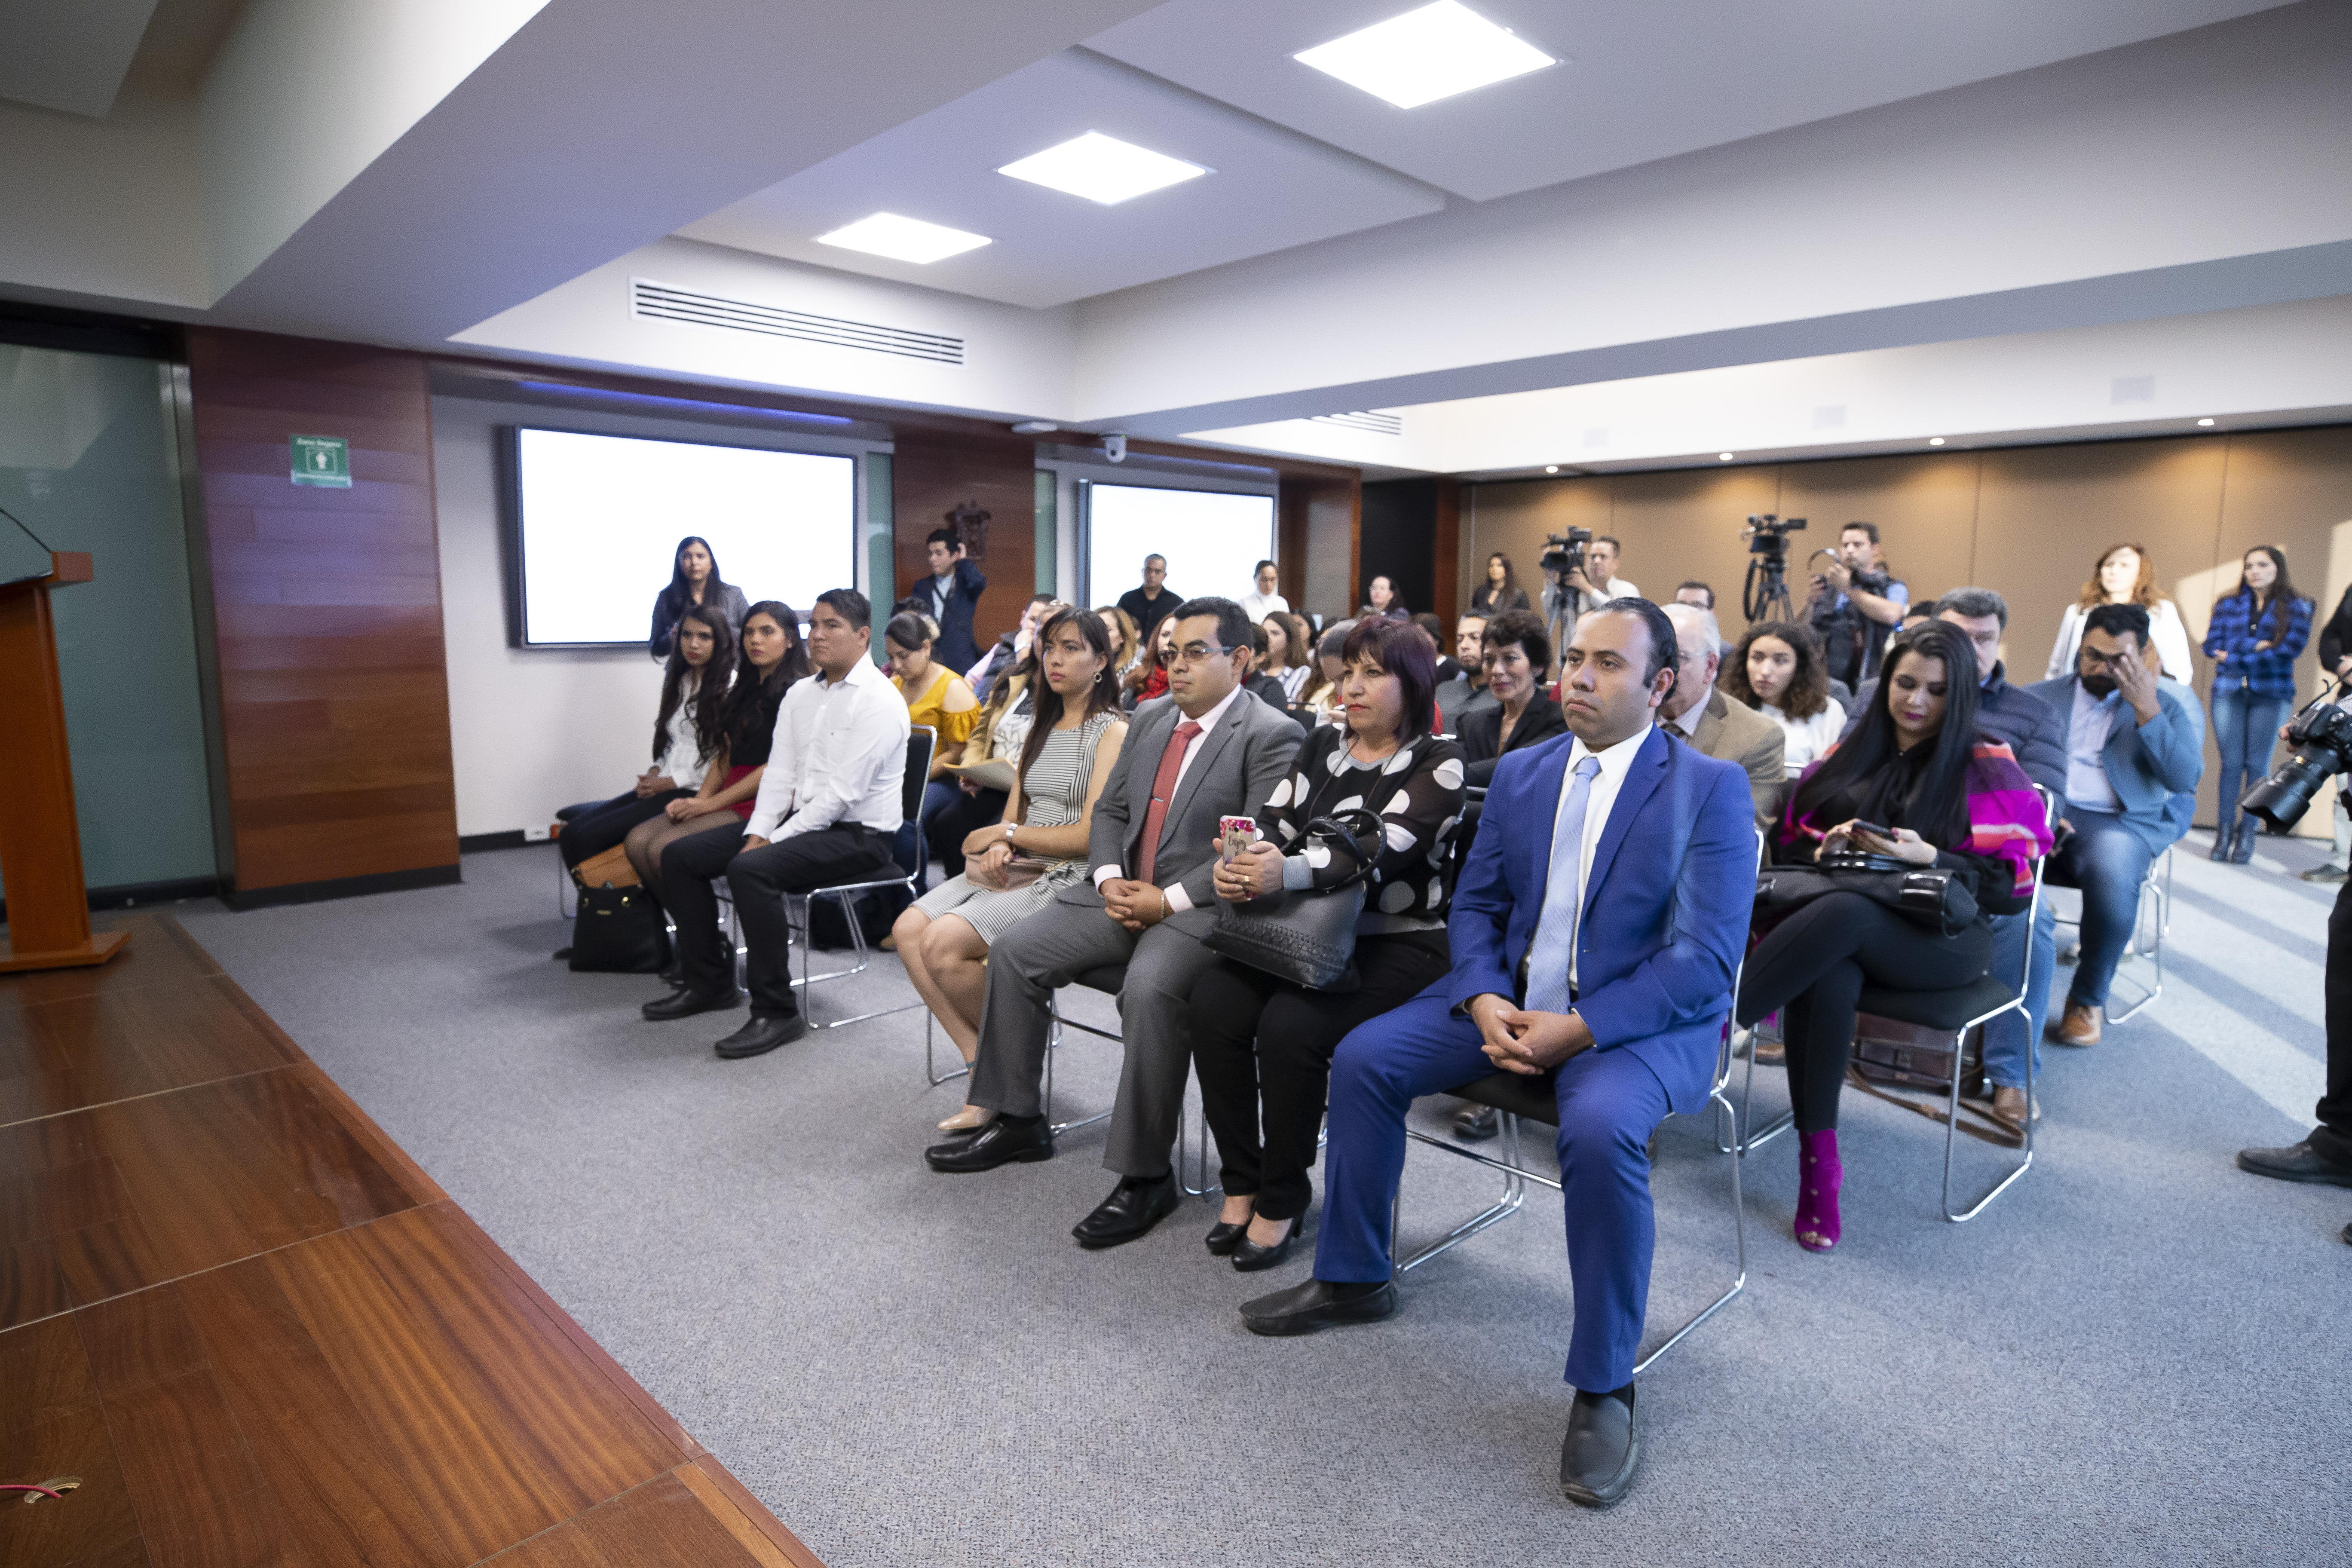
[2318, 876, 2352, 1164]
[661, 818, 896, 1016]
[560, 789, 691, 867]
[1190, 931, 1452, 1221]
[924, 784, 1008, 878]
[1737, 891, 1991, 1133]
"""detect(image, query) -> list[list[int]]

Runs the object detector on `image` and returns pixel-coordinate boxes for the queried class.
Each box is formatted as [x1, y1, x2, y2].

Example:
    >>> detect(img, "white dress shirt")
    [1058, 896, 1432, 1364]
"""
[1593, 576, 1641, 603]
[1239, 590, 1290, 625]
[1532, 724, 1652, 992]
[1761, 699, 1847, 778]
[2064, 682, 2124, 813]
[744, 656, 911, 842]
[655, 669, 713, 790]
[1093, 682, 1247, 913]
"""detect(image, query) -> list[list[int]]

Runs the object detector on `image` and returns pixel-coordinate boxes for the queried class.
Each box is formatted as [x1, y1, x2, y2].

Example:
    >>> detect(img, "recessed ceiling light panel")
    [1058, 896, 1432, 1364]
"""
[998, 131, 1210, 206]
[815, 212, 991, 264]
[1295, 1, 1557, 110]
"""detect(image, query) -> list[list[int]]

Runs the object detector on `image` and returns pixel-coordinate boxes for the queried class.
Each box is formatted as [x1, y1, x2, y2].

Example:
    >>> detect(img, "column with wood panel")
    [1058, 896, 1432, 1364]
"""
[890, 428, 1038, 652]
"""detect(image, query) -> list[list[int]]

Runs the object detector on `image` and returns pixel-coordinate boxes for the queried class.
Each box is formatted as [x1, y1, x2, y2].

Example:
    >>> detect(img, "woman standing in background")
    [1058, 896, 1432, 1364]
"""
[2204, 545, 2314, 864]
[649, 536, 749, 662]
[2045, 543, 2195, 682]
[1467, 551, 1530, 616]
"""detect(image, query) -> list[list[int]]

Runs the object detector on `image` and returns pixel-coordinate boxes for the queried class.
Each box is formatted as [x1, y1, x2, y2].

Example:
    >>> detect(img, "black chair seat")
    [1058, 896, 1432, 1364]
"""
[1855, 975, 2017, 1033]
[1449, 1069, 1560, 1126]
[1074, 964, 1128, 995]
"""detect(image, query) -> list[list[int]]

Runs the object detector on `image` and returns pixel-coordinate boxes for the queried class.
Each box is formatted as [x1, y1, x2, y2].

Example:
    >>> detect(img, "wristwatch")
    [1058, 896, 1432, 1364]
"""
[1002, 823, 1017, 842]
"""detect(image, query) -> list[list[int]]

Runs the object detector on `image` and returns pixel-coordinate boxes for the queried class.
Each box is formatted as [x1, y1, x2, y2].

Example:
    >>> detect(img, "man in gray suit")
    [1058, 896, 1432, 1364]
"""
[926, 597, 1305, 1248]
[1660, 603, 1785, 832]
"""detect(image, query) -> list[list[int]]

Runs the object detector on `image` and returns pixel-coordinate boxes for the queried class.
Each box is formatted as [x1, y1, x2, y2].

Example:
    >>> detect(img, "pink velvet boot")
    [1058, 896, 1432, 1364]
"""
[1793, 1129, 1843, 1252]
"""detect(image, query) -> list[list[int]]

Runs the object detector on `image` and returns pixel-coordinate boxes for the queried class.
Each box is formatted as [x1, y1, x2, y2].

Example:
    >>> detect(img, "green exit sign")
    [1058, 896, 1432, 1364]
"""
[291, 434, 350, 488]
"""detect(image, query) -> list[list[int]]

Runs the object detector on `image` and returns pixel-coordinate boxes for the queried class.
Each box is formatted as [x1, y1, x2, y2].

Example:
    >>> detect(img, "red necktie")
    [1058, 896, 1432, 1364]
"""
[1133, 720, 1203, 885]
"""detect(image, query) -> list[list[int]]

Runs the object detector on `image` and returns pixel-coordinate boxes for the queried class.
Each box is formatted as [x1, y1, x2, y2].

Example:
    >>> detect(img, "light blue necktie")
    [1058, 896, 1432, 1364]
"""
[1524, 756, 1602, 1014]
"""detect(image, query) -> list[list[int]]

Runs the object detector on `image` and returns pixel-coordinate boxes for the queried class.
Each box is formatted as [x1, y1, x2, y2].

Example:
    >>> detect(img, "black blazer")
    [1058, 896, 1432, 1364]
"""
[1457, 695, 1568, 787]
[1468, 585, 1531, 616]
[650, 581, 750, 662]
[925, 557, 988, 673]
[1244, 672, 1290, 710]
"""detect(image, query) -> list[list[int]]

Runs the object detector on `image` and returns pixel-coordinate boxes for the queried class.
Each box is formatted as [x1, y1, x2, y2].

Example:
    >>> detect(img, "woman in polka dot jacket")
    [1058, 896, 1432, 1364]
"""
[1191, 617, 1468, 1271]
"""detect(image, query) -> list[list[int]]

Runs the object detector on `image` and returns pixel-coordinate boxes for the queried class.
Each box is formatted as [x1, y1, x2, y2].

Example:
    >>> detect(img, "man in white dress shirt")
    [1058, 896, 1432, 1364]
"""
[648, 588, 908, 1059]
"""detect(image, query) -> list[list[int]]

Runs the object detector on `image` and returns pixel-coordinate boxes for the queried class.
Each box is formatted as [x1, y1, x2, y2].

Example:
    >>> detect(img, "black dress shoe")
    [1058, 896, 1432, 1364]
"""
[1206, 1219, 1250, 1256]
[2341, 1219, 2351, 1247]
[2236, 1139, 2352, 1188]
[925, 1115, 1052, 1173]
[643, 987, 744, 1021]
[714, 1014, 806, 1058]
[1559, 1384, 1639, 1507]
[1072, 1173, 1180, 1250]
[1232, 1214, 1302, 1272]
[1238, 1277, 1397, 1336]
[1453, 1104, 1500, 1142]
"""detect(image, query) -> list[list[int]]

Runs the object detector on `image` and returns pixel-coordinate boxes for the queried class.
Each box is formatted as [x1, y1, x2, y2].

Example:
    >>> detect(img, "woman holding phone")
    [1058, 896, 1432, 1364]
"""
[1735, 620, 2051, 1253]
[892, 608, 1127, 1131]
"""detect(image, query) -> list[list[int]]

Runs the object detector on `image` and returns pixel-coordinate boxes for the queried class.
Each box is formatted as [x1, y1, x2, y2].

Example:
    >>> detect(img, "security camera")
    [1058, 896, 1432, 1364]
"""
[1102, 432, 1127, 464]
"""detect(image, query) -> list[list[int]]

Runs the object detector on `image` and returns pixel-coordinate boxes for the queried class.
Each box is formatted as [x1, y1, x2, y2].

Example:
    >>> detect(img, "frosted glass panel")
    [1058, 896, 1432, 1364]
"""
[0, 346, 215, 894]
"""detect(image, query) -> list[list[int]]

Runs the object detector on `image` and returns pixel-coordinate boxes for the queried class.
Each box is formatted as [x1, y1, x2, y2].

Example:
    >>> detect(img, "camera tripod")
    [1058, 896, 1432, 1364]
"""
[1743, 556, 1795, 624]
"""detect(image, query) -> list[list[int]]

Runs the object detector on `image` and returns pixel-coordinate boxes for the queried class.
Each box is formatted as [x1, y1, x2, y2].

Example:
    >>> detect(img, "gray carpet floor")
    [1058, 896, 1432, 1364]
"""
[169, 831, 2349, 1566]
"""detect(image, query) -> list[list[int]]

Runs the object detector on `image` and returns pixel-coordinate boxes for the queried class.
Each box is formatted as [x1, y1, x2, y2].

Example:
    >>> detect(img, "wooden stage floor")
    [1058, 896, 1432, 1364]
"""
[1, 913, 821, 1567]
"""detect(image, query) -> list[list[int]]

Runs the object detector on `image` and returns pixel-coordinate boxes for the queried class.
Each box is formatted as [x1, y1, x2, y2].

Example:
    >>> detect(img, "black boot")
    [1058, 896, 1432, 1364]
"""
[2229, 816, 2257, 864]
[2208, 822, 2235, 861]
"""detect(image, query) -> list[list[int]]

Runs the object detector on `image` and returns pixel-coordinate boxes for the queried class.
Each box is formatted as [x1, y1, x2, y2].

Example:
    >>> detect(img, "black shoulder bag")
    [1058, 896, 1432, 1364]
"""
[1753, 850, 1979, 939]
[1205, 808, 1382, 992]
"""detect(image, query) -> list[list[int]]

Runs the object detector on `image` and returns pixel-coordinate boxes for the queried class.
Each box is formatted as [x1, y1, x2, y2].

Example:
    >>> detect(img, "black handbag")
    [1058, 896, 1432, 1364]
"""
[1753, 851, 1979, 938]
[1205, 809, 1381, 991]
[569, 883, 674, 972]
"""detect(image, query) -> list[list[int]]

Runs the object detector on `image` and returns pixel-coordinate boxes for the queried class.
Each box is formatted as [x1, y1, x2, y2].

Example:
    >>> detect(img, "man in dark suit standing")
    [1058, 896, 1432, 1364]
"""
[1116, 554, 1181, 646]
[928, 597, 1303, 1250]
[923, 527, 986, 673]
[1235, 599, 1754, 1508]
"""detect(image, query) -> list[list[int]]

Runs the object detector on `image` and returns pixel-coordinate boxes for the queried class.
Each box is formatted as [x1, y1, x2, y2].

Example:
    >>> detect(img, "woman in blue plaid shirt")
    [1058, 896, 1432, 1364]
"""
[2202, 545, 2313, 864]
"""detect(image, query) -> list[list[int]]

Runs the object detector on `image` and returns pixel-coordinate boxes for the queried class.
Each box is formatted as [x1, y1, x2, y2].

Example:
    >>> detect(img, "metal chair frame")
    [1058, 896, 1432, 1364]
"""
[1736, 788, 2059, 1221]
[2049, 845, 2171, 1026]
[1387, 837, 1761, 1378]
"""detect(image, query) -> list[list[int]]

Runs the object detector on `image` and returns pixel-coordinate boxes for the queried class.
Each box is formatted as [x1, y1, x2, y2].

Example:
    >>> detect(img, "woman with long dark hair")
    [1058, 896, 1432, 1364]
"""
[1262, 610, 1315, 704]
[1122, 612, 1176, 710]
[622, 600, 807, 893]
[649, 535, 750, 662]
[2203, 545, 2314, 863]
[560, 603, 734, 869]
[1192, 617, 1464, 1270]
[1468, 551, 1530, 615]
[1720, 621, 1845, 777]
[1736, 621, 2051, 1252]
[893, 607, 1129, 1130]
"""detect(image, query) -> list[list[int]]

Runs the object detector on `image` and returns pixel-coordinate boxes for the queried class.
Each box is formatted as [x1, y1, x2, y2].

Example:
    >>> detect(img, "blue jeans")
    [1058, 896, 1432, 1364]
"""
[1980, 900, 2058, 1089]
[2211, 684, 2290, 829]
[2048, 809, 2154, 1010]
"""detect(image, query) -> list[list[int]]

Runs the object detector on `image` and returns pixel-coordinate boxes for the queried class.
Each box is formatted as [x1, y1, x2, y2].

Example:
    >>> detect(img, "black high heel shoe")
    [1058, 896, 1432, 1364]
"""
[1206, 1217, 1250, 1256]
[1232, 1214, 1303, 1272]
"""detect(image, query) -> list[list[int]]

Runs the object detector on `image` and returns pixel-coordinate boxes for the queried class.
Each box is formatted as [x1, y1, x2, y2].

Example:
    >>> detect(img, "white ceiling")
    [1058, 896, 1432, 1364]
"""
[677, 47, 1442, 309]
[0, 0, 162, 117]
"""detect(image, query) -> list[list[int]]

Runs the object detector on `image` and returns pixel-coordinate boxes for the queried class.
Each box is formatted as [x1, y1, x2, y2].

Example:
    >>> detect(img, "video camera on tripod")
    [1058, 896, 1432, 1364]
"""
[1539, 527, 1592, 582]
[1741, 514, 1806, 622]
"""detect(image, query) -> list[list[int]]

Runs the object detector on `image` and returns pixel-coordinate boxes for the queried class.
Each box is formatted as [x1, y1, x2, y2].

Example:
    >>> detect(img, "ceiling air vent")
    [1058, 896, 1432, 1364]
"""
[631, 279, 965, 366]
[1311, 410, 1403, 437]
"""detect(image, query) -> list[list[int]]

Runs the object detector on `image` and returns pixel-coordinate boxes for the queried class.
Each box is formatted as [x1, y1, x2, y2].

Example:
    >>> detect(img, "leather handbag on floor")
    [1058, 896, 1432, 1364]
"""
[1754, 851, 1978, 938]
[1206, 809, 1380, 992]
[569, 884, 672, 973]
[571, 844, 639, 889]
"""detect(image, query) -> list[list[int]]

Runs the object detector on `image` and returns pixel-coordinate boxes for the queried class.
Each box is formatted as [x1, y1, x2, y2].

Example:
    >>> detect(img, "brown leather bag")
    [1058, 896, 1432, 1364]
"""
[572, 844, 639, 888]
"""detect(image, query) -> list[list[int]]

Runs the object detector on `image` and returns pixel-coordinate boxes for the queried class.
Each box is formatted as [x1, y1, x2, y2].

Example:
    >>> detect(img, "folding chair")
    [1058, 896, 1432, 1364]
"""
[2049, 845, 2170, 1024]
[1387, 836, 1761, 1375]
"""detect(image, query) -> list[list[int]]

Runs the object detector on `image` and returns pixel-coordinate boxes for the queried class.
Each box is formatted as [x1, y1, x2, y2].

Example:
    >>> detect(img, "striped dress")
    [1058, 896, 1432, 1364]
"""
[912, 710, 1119, 946]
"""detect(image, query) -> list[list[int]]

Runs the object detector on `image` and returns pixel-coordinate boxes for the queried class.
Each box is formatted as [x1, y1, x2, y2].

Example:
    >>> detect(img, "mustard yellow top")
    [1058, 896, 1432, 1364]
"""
[898, 662, 980, 751]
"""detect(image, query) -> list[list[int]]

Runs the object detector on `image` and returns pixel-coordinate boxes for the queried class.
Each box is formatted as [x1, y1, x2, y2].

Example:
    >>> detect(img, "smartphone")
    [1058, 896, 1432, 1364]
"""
[1218, 815, 1260, 863]
[1846, 820, 1894, 842]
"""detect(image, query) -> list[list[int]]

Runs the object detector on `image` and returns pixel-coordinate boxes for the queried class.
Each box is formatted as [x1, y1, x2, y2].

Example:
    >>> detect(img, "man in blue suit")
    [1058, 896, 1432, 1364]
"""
[1238, 599, 1756, 1507]
[2026, 601, 2204, 1046]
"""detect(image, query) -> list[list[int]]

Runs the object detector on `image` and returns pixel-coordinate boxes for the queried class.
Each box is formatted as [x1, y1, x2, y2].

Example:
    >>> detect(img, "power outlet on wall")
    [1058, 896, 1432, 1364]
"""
[524, 825, 553, 842]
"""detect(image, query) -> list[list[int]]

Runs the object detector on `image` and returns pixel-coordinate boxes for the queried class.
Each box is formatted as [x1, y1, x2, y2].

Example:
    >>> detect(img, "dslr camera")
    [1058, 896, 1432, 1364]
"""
[2241, 683, 2352, 829]
[1540, 527, 1592, 579]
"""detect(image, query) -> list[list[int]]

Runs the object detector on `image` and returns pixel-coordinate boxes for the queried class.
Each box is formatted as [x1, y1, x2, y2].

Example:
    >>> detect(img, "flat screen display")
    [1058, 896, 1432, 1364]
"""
[513, 427, 856, 646]
[1084, 482, 1277, 616]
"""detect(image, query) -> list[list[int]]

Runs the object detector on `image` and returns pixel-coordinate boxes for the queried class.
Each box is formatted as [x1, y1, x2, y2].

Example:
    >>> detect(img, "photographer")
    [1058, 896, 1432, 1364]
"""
[1540, 533, 1635, 665]
[1803, 522, 1908, 689]
[2236, 690, 2352, 1245]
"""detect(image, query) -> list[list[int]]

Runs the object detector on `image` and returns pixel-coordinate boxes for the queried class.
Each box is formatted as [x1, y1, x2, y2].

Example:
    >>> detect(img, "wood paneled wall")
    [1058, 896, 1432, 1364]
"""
[1464, 426, 2352, 829]
[184, 330, 459, 896]
[891, 429, 1036, 650]
[1279, 474, 1361, 624]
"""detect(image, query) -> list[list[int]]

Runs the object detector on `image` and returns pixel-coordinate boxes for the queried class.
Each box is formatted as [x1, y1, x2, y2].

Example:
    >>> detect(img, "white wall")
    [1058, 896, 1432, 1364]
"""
[432, 392, 886, 837]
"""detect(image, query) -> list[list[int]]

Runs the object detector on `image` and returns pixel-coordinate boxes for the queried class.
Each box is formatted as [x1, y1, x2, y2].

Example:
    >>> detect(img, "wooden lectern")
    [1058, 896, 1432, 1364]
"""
[0, 551, 129, 971]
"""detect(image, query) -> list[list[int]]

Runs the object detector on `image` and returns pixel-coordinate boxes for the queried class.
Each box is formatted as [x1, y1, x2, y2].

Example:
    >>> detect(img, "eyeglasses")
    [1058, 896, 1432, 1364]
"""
[1169, 642, 1232, 668]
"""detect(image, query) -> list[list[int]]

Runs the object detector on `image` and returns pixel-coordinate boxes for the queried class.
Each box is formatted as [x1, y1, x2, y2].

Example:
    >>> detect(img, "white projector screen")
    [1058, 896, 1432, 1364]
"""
[513, 428, 857, 646]
[1085, 482, 1277, 616]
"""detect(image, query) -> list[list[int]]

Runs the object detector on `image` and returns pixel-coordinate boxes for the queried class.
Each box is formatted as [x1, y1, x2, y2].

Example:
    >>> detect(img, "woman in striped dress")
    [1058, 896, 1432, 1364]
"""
[892, 606, 1128, 1131]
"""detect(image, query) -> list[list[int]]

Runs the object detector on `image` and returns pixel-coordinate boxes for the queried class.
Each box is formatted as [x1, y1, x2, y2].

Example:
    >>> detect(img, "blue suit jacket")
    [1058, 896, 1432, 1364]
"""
[929, 557, 987, 673]
[2025, 675, 2205, 853]
[1439, 726, 1758, 1114]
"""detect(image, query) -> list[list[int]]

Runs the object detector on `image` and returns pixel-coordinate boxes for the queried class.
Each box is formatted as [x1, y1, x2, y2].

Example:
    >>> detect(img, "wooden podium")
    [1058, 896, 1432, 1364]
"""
[0, 550, 129, 971]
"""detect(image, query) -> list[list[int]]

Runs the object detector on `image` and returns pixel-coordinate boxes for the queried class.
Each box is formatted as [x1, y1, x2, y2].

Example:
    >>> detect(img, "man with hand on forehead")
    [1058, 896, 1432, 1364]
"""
[1236, 599, 1755, 1509]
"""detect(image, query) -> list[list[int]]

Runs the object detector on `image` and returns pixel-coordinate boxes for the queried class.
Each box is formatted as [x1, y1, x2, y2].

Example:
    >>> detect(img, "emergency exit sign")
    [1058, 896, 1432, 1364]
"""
[291, 434, 350, 488]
